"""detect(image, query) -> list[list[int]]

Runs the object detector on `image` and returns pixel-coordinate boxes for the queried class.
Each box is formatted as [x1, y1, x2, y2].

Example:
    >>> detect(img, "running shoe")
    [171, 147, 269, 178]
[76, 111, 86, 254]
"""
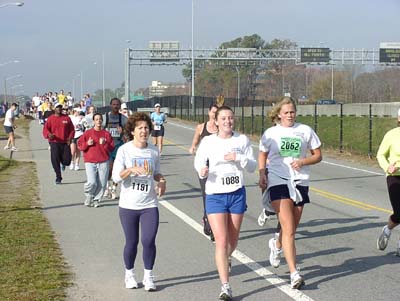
[219, 283, 232, 301]
[103, 187, 110, 199]
[55, 179, 62, 185]
[69, 163, 75, 170]
[257, 209, 271, 226]
[61, 164, 66, 171]
[290, 271, 305, 289]
[84, 196, 93, 207]
[377, 226, 391, 251]
[93, 200, 100, 208]
[269, 238, 282, 268]
[125, 271, 138, 289]
[111, 186, 117, 200]
[11, 146, 18, 151]
[74, 165, 80, 171]
[3, 145, 10, 150]
[142, 271, 156, 291]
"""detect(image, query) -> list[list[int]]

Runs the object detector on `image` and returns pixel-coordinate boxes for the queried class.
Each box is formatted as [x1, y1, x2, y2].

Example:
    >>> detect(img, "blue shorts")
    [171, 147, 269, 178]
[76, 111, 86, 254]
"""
[206, 186, 247, 214]
[269, 184, 310, 207]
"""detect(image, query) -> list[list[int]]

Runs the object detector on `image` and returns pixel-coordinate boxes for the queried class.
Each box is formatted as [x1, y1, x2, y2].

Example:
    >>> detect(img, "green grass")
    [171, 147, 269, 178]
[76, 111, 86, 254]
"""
[0, 116, 71, 300]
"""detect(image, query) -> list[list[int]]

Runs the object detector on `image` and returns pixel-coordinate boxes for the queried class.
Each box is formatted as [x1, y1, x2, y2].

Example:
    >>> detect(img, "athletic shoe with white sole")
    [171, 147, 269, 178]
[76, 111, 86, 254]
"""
[143, 270, 156, 291]
[219, 283, 233, 300]
[125, 271, 138, 289]
[269, 238, 283, 268]
[377, 226, 391, 251]
[290, 271, 305, 289]
[257, 209, 271, 226]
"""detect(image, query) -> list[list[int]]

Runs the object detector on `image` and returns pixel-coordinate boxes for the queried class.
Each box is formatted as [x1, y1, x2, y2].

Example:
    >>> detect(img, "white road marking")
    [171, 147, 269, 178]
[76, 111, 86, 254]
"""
[159, 199, 315, 301]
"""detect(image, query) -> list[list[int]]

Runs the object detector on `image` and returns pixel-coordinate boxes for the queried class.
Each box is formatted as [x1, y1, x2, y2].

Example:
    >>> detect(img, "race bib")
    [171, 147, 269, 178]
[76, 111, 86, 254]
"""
[218, 172, 241, 189]
[154, 125, 161, 131]
[132, 178, 151, 194]
[108, 127, 120, 138]
[279, 137, 302, 158]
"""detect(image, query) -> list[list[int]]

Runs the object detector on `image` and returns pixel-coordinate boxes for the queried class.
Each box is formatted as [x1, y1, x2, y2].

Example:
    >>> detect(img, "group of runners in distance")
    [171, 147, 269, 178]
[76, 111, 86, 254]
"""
[22, 90, 400, 301]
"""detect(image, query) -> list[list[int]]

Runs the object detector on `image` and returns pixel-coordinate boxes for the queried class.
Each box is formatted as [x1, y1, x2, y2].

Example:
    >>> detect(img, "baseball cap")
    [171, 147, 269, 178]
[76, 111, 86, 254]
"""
[121, 103, 127, 110]
[154, 103, 161, 108]
[54, 102, 62, 108]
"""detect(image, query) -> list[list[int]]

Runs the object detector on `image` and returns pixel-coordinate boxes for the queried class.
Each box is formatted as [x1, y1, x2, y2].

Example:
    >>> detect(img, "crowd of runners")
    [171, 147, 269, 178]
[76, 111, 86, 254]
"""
[14, 91, 400, 301]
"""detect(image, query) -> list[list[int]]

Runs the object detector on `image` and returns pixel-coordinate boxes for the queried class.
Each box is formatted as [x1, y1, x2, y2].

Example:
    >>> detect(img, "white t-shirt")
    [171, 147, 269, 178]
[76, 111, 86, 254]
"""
[32, 96, 41, 107]
[112, 142, 161, 210]
[194, 132, 256, 194]
[3, 109, 14, 127]
[259, 123, 321, 185]
[70, 115, 85, 138]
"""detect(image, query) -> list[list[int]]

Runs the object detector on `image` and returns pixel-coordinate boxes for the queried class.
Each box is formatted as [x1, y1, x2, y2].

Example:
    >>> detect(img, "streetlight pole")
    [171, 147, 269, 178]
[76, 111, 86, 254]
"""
[4, 74, 21, 105]
[102, 51, 105, 106]
[331, 64, 334, 100]
[235, 66, 240, 107]
[0, 2, 24, 8]
[191, 0, 195, 117]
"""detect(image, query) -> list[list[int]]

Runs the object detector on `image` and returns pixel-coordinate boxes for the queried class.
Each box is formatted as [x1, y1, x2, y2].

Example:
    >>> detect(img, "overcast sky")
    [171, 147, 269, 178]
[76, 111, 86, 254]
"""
[1, 0, 399, 98]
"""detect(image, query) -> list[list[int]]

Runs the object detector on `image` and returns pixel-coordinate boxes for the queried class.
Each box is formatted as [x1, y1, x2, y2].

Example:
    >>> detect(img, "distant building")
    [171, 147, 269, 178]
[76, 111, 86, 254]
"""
[148, 81, 187, 98]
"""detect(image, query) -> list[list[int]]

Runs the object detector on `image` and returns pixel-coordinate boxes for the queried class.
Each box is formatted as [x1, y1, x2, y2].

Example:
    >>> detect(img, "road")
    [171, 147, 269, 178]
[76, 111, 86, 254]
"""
[26, 118, 399, 301]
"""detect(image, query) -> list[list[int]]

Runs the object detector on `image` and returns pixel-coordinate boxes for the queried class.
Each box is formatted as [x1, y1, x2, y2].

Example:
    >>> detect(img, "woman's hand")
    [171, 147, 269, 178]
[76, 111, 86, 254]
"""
[290, 159, 304, 171]
[259, 173, 267, 190]
[158, 181, 166, 197]
[200, 166, 209, 178]
[388, 163, 398, 174]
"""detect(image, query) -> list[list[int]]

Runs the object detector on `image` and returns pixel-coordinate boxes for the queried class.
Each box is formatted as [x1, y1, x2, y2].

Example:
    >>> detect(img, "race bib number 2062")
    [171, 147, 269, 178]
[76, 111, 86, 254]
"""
[279, 137, 302, 158]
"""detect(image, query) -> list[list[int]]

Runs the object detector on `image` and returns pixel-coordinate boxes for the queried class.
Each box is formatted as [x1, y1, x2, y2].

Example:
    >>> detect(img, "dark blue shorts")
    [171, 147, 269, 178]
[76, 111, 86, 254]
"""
[206, 186, 247, 214]
[269, 184, 310, 207]
[151, 125, 164, 137]
[4, 126, 13, 134]
[110, 140, 123, 161]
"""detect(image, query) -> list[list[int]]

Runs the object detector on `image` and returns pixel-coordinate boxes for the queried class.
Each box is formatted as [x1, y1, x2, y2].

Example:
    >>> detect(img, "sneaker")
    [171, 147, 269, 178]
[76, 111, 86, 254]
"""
[258, 209, 271, 226]
[269, 238, 282, 268]
[84, 196, 93, 207]
[74, 165, 80, 171]
[219, 283, 233, 301]
[103, 188, 110, 199]
[111, 187, 117, 200]
[10, 146, 18, 151]
[69, 163, 75, 170]
[290, 271, 305, 289]
[125, 272, 138, 289]
[55, 179, 62, 185]
[93, 200, 100, 208]
[143, 271, 156, 291]
[377, 226, 391, 251]
[61, 164, 66, 171]
[3, 145, 10, 150]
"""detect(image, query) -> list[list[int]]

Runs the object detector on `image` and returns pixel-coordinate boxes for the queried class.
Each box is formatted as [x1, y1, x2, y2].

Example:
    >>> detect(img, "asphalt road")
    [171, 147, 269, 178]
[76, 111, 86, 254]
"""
[27, 118, 399, 301]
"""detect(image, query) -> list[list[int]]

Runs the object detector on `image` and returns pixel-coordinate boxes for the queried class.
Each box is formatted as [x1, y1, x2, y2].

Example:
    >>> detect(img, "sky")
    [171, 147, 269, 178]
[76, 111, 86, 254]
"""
[1, 0, 400, 98]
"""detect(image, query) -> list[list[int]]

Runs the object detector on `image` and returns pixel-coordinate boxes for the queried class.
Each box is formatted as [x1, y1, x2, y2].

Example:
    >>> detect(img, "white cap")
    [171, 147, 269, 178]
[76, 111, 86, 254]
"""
[54, 102, 62, 108]
[154, 103, 161, 108]
[121, 103, 127, 109]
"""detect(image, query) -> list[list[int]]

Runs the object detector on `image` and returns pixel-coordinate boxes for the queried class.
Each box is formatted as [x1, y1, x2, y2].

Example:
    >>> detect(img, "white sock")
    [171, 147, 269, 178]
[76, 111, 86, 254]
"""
[144, 269, 153, 277]
[125, 268, 134, 276]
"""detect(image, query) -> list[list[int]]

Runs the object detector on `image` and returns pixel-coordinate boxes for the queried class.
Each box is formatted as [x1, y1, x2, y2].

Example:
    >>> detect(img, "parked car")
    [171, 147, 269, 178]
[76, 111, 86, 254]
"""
[317, 99, 337, 105]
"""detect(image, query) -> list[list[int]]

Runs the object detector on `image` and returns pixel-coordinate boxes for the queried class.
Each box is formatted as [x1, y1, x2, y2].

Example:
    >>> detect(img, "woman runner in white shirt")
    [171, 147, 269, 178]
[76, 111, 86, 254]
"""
[194, 106, 256, 301]
[258, 96, 322, 289]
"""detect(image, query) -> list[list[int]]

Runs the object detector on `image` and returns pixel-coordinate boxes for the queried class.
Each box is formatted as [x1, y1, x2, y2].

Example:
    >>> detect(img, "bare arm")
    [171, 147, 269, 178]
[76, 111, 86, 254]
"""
[189, 123, 204, 155]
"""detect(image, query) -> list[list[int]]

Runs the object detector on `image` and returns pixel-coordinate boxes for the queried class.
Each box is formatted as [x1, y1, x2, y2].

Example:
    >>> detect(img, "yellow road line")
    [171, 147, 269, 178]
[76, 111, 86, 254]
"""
[311, 187, 392, 214]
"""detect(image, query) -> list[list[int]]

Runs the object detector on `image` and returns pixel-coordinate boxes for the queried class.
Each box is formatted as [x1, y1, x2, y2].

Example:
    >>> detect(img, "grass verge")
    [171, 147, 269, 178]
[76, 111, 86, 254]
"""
[0, 115, 71, 300]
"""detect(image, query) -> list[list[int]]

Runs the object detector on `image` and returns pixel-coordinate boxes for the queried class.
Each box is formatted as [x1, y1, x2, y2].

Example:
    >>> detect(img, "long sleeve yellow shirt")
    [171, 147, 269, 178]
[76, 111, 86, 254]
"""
[377, 127, 400, 176]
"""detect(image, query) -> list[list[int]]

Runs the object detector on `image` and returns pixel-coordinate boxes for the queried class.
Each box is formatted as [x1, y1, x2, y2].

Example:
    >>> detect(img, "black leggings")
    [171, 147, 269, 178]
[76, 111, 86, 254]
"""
[119, 207, 159, 270]
[386, 176, 400, 224]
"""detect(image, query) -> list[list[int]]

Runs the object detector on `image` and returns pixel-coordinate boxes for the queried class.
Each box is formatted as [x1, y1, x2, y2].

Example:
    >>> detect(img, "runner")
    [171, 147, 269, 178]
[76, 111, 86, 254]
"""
[194, 105, 256, 300]
[258, 96, 322, 289]
[69, 105, 85, 171]
[42, 102, 75, 184]
[103, 98, 127, 199]
[376, 110, 400, 255]
[78, 113, 114, 208]
[189, 103, 219, 241]
[112, 112, 166, 291]
[3, 103, 19, 151]
[150, 103, 166, 154]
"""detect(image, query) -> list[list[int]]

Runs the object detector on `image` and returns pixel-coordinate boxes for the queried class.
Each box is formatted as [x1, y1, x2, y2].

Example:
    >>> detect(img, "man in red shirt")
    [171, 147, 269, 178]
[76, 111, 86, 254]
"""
[43, 103, 75, 184]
